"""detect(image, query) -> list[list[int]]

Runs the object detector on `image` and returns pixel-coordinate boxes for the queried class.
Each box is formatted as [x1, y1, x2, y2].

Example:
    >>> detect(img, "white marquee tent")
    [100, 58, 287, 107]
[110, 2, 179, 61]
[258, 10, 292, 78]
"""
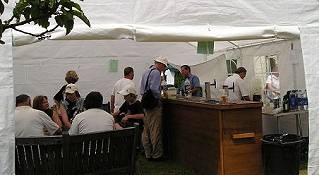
[1, 0, 319, 174]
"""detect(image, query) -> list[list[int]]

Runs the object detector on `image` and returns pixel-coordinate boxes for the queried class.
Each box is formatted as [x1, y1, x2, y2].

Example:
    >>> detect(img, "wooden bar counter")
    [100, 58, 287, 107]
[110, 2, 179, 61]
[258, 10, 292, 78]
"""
[162, 97, 263, 175]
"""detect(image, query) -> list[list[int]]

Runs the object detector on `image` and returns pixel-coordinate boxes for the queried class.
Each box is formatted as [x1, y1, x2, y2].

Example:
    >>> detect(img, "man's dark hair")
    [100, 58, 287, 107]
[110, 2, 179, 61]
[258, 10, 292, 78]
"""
[16, 94, 30, 106]
[84, 91, 103, 109]
[181, 65, 191, 72]
[124, 67, 134, 76]
[235, 67, 247, 74]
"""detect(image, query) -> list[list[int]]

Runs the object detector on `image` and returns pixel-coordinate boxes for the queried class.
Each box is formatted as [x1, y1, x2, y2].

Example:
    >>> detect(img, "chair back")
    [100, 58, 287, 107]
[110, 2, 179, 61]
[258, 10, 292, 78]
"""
[15, 136, 63, 175]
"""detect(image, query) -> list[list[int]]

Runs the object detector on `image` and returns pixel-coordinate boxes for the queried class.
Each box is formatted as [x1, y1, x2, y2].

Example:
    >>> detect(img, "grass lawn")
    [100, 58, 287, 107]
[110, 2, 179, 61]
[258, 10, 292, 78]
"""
[135, 154, 307, 175]
[135, 154, 193, 175]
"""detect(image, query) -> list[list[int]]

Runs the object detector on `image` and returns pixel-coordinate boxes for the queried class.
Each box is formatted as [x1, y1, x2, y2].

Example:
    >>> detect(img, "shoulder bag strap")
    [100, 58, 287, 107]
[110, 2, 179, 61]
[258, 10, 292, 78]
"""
[144, 68, 155, 92]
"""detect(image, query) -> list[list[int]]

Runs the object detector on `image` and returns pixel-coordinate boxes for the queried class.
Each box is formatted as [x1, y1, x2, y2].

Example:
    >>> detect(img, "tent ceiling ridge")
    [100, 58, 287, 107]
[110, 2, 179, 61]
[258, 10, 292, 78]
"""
[11, 24, 300, 46]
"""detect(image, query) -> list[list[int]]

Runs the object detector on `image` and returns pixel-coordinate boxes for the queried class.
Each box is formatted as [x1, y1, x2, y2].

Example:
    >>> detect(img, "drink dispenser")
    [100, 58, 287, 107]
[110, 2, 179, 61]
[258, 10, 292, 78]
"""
[204, 79, 217, 100]
[205, 82, 211, 100]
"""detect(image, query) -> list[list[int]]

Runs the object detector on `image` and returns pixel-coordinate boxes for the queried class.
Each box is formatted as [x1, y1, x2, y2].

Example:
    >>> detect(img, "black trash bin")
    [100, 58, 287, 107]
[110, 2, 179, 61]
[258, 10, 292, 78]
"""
[262, 134, 303, 175]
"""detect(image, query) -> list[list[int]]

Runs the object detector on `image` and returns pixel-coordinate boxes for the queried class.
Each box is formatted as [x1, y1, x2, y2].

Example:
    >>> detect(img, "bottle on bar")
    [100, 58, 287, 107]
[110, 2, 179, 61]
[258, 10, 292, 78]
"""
[303, 90, 308, 110]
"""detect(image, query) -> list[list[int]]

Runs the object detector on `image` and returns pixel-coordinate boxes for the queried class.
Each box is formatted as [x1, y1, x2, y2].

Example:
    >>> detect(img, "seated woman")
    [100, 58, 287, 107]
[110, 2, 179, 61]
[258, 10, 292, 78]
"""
[32, 95, 63, 131]
[113, 85, 144, 129]
[52, 100, 69, 131]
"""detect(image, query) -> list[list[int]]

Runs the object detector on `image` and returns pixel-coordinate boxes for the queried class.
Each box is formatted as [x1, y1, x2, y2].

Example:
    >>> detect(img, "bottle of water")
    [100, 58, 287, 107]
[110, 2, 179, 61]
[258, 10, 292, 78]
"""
[297, 90, 304, 110]
[303, 90, 308, 110]
[283, 94, 289, 112]
[289, 90, 297, 111]
[184, 78, 191, 97]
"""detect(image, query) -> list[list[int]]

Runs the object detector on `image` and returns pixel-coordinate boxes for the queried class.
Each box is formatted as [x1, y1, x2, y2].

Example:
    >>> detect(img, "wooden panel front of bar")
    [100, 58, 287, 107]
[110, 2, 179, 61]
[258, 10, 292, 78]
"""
[162, 98, 262, 175]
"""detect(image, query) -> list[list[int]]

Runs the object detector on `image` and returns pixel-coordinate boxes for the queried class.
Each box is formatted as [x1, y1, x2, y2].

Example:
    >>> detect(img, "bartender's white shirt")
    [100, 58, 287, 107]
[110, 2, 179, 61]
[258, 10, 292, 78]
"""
[224, 74, 249, 101]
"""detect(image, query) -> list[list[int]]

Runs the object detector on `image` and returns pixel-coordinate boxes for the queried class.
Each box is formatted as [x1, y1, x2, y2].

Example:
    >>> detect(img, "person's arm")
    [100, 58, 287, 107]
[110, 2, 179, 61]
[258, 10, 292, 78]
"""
[52, 108, 62, 128]
[122, 101, 144, 123]
[191, 87, 201, 94]
[60, 105, 72, 129]
[110, 95, 115, 113]
[191, 76, 201, 95]
[122, 113, 144, 123]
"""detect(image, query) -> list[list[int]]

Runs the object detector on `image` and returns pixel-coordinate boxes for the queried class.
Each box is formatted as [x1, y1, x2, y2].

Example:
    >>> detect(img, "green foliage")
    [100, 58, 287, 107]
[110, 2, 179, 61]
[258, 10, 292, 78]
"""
[174, 71, 185, 88]
[0, 0, 91, 44]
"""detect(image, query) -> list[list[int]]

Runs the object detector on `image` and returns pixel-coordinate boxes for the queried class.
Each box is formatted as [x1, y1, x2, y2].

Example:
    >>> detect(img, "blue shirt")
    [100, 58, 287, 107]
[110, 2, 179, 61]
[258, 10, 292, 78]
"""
[140, 66, 161, 99]
[178, 74, 202, 97]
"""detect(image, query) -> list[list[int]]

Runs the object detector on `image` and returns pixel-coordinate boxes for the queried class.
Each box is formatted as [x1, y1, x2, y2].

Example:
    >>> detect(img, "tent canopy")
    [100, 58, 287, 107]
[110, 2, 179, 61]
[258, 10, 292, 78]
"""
[2, 1, 319, 175]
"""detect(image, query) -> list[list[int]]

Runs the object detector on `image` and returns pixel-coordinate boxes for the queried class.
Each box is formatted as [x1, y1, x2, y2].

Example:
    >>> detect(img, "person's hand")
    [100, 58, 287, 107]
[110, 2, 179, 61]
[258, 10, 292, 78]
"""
[122, 115, 129, 123]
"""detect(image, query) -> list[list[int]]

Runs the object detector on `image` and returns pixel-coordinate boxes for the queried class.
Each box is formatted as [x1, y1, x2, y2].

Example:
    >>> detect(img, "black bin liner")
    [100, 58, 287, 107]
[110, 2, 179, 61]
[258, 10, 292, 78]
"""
[262, 134, 304, 175]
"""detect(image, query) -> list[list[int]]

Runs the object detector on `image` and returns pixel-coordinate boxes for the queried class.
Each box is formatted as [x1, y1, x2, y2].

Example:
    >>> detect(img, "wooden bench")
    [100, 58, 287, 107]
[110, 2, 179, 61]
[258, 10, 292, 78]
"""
[15, 124, 139, 175]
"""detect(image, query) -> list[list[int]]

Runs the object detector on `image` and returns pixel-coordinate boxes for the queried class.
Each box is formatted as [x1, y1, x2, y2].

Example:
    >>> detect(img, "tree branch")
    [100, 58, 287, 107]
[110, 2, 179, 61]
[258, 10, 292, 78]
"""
[4, 16, 15, 25]
[11, 27, 38, 36]
[4, 13, 53, 30]
[11, 24, 60, 38]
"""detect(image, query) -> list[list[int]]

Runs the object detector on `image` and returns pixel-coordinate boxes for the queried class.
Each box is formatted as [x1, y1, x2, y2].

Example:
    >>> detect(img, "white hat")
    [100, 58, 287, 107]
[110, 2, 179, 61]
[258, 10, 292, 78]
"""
[65, 84, 78, 94]
[154, 56, 168, 67]
[118, 85, 137, 96]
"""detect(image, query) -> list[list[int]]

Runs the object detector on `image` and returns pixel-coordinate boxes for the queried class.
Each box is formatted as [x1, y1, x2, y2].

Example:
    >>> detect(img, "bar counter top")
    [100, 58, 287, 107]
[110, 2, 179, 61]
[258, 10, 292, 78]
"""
[162, 96, 262, 110]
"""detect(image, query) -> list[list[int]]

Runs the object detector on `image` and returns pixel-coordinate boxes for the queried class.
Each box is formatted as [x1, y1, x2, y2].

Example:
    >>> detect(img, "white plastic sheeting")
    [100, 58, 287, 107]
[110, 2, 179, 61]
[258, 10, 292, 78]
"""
[75, 0, 319, 26]
[12, 25, 300, 46]
[0, 30, 14, 175]
[300, 26, 319, 175]
[190, 54, 227, 88]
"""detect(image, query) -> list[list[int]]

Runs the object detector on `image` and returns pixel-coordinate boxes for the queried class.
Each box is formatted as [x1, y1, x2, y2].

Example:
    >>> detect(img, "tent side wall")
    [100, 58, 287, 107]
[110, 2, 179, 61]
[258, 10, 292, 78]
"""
[13, 40, 208, 104]
[300, 26, 319, 175]
[0, 30, 14, 175]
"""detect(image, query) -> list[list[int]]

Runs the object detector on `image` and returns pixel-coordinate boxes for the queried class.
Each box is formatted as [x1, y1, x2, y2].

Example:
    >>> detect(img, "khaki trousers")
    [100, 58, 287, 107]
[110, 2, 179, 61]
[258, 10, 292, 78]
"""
[142, 106, 163, 159]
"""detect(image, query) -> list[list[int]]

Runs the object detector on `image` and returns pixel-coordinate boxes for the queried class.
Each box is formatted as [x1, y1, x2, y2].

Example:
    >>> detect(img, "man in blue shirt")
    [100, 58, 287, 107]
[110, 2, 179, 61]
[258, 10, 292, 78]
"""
[180, 65, 202, 97]
[140, 56, 168, 161]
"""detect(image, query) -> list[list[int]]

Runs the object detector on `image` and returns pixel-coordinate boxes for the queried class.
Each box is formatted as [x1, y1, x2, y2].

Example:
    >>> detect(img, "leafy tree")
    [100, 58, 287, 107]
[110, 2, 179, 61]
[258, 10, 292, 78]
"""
[0, 0, 90, 44]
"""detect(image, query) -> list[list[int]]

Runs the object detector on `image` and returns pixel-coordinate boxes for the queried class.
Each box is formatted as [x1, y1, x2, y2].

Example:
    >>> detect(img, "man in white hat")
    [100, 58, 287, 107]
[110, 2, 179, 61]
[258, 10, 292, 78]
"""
[139, 56, 168, 161]
[61, 83, 85, 129]
[113, 85, 144, 129]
